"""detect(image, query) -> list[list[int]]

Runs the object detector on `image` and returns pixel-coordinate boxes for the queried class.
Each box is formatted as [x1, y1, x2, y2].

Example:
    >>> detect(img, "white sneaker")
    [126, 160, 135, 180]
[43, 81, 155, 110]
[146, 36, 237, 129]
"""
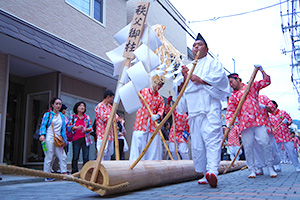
[255, 168, 264, 175]
[248, 171, 256, 178]
[198, 176, 208, 184]
[274, 165, 281, 172]
[268, 167, 277, 178]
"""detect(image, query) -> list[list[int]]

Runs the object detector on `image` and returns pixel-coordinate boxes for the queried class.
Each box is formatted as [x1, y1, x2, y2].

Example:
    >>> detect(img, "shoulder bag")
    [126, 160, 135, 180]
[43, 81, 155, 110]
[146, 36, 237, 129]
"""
[50, 114, 66, 147]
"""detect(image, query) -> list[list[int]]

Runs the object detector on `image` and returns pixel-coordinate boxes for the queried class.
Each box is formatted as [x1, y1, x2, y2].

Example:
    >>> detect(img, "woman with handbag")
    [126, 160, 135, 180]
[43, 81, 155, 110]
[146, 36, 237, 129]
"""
[39, 97, 68, 181]
[66, 101, 93, 174]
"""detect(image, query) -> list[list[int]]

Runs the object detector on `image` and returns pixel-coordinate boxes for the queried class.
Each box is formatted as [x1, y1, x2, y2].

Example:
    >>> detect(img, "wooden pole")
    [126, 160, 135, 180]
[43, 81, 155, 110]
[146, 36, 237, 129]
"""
[221, 67, 259, 147]
[113, 116, 120, 160]
[273, 120, 284, 132]
[137, 92, 174, 160]
[130, 50, 201, 169]
[223, 143, 243, 174]
[89, 2, 150, 183]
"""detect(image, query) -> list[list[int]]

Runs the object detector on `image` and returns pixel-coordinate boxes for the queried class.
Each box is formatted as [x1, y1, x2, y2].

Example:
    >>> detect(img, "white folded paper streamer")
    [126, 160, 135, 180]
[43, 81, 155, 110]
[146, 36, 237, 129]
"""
[133, 43, 160, 73]
[119, 81, 142, 114]
[126, 61, 149, 92]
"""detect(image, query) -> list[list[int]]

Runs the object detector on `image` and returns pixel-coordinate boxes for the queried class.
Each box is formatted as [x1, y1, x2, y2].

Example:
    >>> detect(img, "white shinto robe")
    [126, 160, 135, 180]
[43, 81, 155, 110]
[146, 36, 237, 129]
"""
[173, 56, 231, 175]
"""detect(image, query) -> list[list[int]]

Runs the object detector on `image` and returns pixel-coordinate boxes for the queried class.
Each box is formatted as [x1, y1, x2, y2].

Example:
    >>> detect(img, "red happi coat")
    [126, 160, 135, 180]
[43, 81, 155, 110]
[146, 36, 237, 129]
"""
[227, 125, 240, 146]
[94, 102, 118, 141]
[292, 136, 300, 149]
[258, 95, 276, 133]
[165, 106, 190, 144]
[133, 88, 165, 133]
[269, 109, 292, 143]
[226, 75, 271, 132]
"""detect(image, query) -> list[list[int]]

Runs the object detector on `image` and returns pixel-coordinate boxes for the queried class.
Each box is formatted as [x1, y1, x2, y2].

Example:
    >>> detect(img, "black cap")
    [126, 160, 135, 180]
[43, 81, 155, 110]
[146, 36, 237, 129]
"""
[195, 33, 207, 47]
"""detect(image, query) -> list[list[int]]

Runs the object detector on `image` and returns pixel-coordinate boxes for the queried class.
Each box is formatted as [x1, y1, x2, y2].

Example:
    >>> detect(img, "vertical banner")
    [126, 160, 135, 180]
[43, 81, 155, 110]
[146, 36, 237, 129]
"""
[123, 2, 149, 59]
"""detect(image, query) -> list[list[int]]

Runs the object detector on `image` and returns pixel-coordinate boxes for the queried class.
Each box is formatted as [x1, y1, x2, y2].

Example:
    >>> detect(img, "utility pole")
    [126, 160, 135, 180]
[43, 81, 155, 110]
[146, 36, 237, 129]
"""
[232, 58, 235, 73]
[281, 0, 300, 110]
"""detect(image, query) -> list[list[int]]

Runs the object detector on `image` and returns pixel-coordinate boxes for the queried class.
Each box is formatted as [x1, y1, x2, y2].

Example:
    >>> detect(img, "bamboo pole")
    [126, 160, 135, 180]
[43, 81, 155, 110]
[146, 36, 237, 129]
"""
[223, 143, 243, 174]
[273, 120, 284, 132]
[113, 116, 120, 160]
[130, 50, 201, 169]
[137, 92, 174, 160]
[221, 67, 259, 147]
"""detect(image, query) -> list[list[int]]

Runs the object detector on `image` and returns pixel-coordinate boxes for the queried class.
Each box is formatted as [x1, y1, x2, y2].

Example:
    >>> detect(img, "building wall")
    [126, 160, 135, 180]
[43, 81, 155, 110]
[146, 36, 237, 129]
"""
[0, 0, 127, 60]
[61, 75, 105, 102]
[0, 53, 9, 163]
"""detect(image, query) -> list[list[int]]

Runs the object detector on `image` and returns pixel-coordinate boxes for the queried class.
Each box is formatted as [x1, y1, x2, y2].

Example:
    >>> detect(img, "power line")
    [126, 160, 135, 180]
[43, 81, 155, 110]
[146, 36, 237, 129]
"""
[189, 0, 289, 23]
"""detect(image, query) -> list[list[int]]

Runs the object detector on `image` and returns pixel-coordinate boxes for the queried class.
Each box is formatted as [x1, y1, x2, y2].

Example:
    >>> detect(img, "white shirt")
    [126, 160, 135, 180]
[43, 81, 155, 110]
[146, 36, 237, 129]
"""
[46, 114, 62, 138]
[173, 56, 231, 116]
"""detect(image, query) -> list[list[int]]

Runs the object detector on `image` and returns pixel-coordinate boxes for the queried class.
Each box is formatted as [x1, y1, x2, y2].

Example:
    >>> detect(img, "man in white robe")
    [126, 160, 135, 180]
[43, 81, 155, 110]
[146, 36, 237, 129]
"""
[173, 33, 231, 188]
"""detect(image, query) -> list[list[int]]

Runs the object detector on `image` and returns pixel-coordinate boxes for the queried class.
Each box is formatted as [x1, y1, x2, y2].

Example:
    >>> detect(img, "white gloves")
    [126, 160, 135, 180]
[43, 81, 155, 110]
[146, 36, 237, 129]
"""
[259, 104, 266, 109]
[254, 64, 263, 71]
[282, 118, 288, 124]
[151, 114, 160, 121]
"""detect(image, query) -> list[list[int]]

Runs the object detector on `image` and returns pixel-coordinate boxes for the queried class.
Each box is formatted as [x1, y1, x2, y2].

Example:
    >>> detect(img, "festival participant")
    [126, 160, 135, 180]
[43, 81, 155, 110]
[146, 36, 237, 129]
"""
[161, 121, 171, 160]
[94, 90, 118, 160]
[226, 69, 277, 179]
[269, 100, 300, 172]
[253, 95, 281, 175]
[291, 131, 300, 153]
[173, 33, 231, 188]
[116, 114, 128, 160]
[129, 76, 165, 161]
[39, 97, 68, 181]
[165, 96, 190, 160]
[226, 125, 242, 161]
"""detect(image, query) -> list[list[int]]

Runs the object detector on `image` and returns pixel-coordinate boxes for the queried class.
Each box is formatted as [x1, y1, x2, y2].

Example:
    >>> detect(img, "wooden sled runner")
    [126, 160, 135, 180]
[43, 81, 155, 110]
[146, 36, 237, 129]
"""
[79, 160, 247, 196]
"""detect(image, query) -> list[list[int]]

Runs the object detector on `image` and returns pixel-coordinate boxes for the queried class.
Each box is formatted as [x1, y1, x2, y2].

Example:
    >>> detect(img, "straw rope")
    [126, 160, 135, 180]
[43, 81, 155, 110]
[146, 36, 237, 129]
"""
[0, 164, 129, 191]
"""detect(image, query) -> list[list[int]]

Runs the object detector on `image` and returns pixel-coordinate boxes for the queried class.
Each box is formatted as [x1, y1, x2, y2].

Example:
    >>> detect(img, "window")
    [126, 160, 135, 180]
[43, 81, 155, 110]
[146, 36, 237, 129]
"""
[66, 0, 105, 24]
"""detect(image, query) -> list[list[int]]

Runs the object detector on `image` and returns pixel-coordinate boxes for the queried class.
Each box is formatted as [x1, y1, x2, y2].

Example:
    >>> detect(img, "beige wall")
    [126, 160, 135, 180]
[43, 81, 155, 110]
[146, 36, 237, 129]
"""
[61, 74, 105, 102]
[0, 0, 127, 60]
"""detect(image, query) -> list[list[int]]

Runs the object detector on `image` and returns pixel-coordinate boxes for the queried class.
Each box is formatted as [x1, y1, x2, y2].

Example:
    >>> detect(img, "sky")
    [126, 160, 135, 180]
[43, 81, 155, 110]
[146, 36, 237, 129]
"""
[169, 0, 300, 120]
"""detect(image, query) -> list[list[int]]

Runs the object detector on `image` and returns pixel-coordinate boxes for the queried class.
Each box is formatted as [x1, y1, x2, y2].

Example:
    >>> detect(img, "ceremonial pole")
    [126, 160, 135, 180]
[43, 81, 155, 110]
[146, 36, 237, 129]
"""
[223, 143, 243, 174]
[130, 50, 201, 169]
[89, 2, 150, 184]
[273, 120, 284, 132]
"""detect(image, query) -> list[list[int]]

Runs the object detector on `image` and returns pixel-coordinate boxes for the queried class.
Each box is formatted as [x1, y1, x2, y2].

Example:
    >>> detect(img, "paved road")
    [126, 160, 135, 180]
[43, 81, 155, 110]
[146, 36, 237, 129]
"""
[0, 163, 300, 200]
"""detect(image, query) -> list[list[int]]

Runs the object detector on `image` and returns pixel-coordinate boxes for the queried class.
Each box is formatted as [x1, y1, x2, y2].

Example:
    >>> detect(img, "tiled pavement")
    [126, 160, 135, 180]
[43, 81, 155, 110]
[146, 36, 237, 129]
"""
[0, 163, 299, 200]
